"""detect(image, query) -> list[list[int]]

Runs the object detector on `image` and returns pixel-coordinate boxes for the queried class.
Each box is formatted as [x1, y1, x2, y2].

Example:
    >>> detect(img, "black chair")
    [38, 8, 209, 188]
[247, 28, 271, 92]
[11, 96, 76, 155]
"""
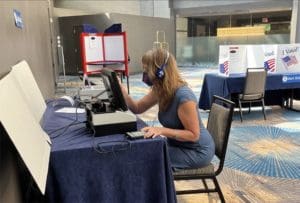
[238, 68, 267, 122]
[173, 95, 235, 203]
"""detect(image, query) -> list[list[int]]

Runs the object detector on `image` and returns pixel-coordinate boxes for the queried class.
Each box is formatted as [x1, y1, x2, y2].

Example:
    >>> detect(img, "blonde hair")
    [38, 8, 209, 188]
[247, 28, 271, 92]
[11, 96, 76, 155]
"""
[142, 48, 187, 111]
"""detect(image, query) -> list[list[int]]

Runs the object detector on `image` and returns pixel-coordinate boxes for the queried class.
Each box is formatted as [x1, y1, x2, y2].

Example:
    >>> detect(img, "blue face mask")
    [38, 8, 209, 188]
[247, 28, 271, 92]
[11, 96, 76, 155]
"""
[142, 72, 153, 86]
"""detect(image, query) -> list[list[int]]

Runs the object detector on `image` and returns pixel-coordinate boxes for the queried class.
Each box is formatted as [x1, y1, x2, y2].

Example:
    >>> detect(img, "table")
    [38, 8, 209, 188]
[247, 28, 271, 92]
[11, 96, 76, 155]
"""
[43, 100, 177, 203]
[199, 73, 300, 110]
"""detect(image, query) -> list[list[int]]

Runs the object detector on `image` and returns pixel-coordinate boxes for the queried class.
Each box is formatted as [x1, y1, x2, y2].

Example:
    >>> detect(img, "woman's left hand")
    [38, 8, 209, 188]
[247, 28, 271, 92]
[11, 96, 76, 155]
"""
[141, 126, 163, 139]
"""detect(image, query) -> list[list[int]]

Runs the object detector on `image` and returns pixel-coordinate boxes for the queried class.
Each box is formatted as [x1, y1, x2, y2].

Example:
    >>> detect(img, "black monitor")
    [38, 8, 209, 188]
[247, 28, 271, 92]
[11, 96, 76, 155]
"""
[101, 69, 128, 111]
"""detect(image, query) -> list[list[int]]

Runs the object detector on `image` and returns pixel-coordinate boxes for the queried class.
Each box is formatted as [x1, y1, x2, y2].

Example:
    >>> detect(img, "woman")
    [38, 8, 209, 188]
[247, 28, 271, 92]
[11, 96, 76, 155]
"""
[121, 48, 215, 170]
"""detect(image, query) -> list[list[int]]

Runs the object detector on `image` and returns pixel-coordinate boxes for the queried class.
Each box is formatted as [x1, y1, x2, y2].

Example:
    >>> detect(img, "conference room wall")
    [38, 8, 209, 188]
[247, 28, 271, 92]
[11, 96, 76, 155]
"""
[57, 14, 114, 74]
[0, 0, 55, 99]
[57, 13, 174, 75]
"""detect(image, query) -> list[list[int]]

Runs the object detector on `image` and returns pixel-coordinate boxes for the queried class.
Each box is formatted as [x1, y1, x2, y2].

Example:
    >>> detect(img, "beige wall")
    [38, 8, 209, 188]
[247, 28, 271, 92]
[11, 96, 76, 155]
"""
[54, 0, 171, 18]
[110, 13, 175, 73]
[0, 0, 55, 99]
[54, 0, 141, 16]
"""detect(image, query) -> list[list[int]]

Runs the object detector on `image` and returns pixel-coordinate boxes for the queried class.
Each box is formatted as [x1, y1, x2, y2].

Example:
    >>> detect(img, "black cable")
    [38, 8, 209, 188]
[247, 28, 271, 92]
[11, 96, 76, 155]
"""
[97, 140, 131, 153]
[46, 99, 56, 105]
[48, 99, 87, 139]
[91, 89, 107, 99]
[59, 126, 90, 145]
[48, 120, 86, 138]
[91, 126, 131, 155]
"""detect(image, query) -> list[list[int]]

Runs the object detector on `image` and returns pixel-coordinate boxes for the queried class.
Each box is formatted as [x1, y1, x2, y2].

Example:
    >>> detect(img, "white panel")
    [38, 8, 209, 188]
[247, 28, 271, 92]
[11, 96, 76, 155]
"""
[84, 35, 103, 62]
[218, 45, 230, 76]
[228, 45, 247, 74]
[11, 61, 46, 124]
[247, 45, 264, 68]
[86, 64, 103, 72]
[0, 73, 50, 194]
[277, 44, 300, 73]
[104, 35, 125, 61]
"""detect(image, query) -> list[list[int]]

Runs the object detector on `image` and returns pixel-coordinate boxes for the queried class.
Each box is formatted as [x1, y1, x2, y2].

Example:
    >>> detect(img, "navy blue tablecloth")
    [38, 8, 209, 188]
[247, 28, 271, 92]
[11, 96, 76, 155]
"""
[199, 73, 300, 110]
[42, 101, 177, 203]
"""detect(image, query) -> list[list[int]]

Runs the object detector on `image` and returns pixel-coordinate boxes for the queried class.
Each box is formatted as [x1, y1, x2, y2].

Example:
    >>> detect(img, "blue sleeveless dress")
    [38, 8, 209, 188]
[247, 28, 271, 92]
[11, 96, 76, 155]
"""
[158, 86, 215, 170]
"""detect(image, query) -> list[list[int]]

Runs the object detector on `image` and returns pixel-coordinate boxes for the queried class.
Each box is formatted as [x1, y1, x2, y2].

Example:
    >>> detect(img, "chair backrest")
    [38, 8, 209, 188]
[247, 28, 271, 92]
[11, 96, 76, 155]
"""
[243, 68, 267, 99]
[207, 95, 234, 174]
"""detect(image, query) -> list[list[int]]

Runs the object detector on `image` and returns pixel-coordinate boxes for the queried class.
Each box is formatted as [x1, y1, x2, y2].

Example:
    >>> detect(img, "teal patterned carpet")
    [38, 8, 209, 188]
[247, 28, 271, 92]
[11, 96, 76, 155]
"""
[226, 125, 300, 179]
[126, 67, 300, 202]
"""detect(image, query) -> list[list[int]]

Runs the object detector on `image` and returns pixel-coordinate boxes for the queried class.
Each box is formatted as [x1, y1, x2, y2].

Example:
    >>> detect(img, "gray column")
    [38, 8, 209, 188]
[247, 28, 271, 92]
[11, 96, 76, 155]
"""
[140, 0, 154, 17]
[290, 0, 300, 43]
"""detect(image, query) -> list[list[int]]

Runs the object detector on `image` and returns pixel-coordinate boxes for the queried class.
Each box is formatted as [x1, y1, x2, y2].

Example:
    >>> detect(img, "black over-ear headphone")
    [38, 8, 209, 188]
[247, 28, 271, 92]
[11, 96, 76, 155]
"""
[155, 51, 170, 79]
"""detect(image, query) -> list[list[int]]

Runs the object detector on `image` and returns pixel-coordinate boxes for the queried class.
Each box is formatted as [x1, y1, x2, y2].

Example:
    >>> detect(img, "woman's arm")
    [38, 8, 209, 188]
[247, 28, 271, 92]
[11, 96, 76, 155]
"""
[142, 101, 200, 142]
[120, 84, 157, 114]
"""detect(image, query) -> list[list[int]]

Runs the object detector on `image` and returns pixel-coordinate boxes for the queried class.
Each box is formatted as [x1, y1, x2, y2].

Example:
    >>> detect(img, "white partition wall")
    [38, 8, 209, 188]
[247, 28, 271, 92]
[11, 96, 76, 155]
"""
[247, 45, 264, 68]
[11, 61, 46, 124]
[219, 45, 247, 76]
[84, 35, 104, 62]
[219, 44, 300, 76]
[218, 46, 230, 76]
[0, 73, 50, 194]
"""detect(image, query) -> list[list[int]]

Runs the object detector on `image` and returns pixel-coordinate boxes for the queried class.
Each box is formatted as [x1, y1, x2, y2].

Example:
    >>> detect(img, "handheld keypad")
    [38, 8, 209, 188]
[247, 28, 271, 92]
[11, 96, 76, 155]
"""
[126, 131, 145, 139]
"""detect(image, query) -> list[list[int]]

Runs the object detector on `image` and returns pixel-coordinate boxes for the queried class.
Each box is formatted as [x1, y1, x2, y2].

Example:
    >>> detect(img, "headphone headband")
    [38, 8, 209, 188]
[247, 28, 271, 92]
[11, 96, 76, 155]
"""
[164, 51, 169, 65]
[156, 51, 169, 79]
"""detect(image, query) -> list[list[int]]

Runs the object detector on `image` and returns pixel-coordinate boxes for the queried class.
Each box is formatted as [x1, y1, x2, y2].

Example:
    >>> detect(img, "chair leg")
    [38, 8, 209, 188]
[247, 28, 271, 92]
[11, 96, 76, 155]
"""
[238, 100, 243, 122]
[248, 102, 251, 113]
[262, 99, 266, 120]
[202, 179, 208, 190]
[212, 177, 225, 203]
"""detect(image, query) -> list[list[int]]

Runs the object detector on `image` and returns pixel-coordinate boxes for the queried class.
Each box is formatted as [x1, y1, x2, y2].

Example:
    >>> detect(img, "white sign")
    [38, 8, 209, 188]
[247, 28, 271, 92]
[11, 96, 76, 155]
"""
[277, 44, 300, 73]
[263, 45, 278, 73]
[218, 46, 229, 76]
[228, 45, 247, 74]
[219, 45, 247, 76]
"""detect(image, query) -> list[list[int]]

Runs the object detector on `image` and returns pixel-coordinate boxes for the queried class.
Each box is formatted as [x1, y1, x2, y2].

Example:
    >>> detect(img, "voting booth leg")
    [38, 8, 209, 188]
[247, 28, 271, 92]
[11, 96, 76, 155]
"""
[286, 89, 300, 112]
[262, 99, 267, 120]
[248, 102, 251, 113]
[119, 72, 129, 94]
[238, 100, 243, 122]
[127, 76, 130, 94]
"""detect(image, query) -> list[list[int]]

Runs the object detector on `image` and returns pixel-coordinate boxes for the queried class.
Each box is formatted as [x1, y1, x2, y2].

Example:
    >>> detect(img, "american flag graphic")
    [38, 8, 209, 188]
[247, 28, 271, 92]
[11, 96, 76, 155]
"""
[281, 55, 298, 69]
[220, 61, 229, 75]
[264, 58, 276, 72]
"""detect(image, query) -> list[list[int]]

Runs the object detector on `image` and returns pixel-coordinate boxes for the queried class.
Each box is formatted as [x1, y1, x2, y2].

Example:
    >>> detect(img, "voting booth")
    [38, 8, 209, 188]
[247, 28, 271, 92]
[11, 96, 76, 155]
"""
[219, 44, 300, 76]
[80, 32, 128, 76]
